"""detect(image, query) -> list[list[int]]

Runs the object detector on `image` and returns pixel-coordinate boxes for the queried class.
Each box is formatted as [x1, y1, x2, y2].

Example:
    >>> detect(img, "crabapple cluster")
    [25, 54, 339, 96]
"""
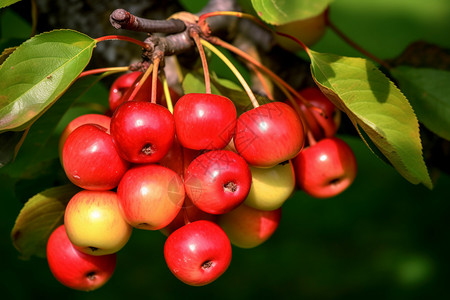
[47, 70, 357, 291]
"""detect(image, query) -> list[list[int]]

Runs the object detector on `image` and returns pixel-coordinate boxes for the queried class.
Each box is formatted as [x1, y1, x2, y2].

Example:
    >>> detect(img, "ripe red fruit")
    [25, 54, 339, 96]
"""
[234, 102, 304, 168]
[109, 71, 141, 112]
[293, 137, 357, 198]
[164, 220, 232, 286]
[109, 71, 163, 113]
[117, 164, 185, 230]
[173, 93, 237, 150]
[46, 225, 116, 291]
[298, 87, 340, 140]
[110, 101, 175, 164]
[58, 113, 111, 159]
[62, 124, 129, 190]
[184, 150, 252, 215]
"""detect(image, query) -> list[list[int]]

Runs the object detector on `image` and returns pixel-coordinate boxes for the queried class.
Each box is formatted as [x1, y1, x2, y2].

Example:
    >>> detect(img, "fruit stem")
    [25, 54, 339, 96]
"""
[95, 35, 150, 49]
[191, 30, 211, 94]
[274, 31, 310, 53]
[306, 129, 317, 146]
[183, 208, 191, 225]
[161, 71, 174, 113]
[209, 37, 312, 106]
[280, 84, 312, 140]
[198, 11, 267, 33]
[128, 64, 153, 100]
[78, 66, 130, 79]
[200, 38, 259, 108]
[326, 18, 391, 70]
[151, 55, 162, 104]
[207, 37, 320, 137]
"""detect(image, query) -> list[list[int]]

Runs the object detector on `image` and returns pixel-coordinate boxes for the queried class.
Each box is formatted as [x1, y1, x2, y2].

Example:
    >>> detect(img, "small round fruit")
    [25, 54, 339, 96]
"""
[110, 101, 175, 164]
[62, 124, 129, 191]
[298, 87, 340, 140]
[64, 190, 133, 255]
[58, 113, 111, 159]
[117, 164, 185, 230]
[293, 137, 357, 198]
[184, 150, 252, 215]
[164, 220, 232, 286]
[174, 93, 237, 150]
[234, 102, 304, 168]
[47, 225, 117, 291]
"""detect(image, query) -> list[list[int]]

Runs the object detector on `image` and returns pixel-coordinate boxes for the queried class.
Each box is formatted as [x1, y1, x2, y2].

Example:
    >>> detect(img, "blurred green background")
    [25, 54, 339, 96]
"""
[1, 0, 450, 299]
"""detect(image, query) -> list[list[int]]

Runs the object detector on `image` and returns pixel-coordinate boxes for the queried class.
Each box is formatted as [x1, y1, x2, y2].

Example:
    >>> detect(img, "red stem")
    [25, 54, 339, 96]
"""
[78, 66, 129, 78]
[191, 31, 211, 94]
[95, 35, 149, 49]
[306, 130, 317, 146]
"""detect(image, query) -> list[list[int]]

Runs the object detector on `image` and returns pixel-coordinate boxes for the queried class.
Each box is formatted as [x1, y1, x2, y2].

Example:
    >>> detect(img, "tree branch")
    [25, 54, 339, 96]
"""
[110, 8, 186, 34]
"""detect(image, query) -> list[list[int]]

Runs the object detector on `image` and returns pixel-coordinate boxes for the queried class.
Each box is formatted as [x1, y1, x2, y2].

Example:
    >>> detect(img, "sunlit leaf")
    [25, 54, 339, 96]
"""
[0, 29, 96, 132]
[308, 50, 432, 189]
[392, 67, 450, 141]
[0, 0, 21, 9]
[11, 184, 81, 259]
[251, 0, 331, 25]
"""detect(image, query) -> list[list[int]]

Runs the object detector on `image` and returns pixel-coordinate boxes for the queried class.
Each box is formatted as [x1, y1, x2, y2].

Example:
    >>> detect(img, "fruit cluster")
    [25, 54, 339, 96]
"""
[47, 70, 357, 291]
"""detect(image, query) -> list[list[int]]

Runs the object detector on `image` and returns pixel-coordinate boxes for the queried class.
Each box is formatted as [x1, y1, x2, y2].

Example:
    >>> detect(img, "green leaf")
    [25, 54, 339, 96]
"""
[0, 0, 22, 9]
[0, 29, 96, 133]
[392, 67, 450, 141]
[11, 184, 81, 259]
[308, 50, 432, 189]
[251, 0, 331, 25]
[0, 74, 108, 176]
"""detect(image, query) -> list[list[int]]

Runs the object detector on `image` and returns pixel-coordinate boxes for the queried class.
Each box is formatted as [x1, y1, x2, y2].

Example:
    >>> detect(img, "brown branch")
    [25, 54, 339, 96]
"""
[110, 8, 186, 34]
